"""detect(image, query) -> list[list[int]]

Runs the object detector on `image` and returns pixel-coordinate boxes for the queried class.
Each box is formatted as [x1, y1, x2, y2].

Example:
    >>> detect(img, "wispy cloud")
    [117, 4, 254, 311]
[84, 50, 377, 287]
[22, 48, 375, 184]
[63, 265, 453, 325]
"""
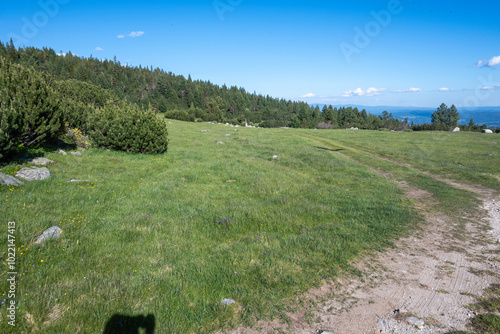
[342, 87, 385, 97]
[129, 31, 145, 38]
[439, 87, 450, 92]
[301, 93, 315, 98]
[95, 47, 103, 51]
[477, 55, 500, 68]
[117, 34, 125, 39]
[395, 87, 422, 93]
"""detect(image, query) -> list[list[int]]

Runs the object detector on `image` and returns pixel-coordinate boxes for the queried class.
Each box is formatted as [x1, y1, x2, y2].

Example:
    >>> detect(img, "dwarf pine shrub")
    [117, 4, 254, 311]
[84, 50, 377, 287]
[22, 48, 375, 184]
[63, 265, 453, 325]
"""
[0, 58, 64, 160]
[87, 103, 168, 154]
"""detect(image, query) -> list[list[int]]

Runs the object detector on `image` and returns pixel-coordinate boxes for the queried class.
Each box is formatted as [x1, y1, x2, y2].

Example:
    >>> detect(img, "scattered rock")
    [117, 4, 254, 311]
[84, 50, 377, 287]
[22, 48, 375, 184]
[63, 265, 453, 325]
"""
[272, 155, 279, 160]
[0, 172, 24, 186]
[201, 130, 208, 133]
[58, 149, 68, 155]
[453, 127, 460, 132]
[317, 331, 333, 334]
[70, 151, 82, 156]
[67, 179, 90, 182]
[483, 129, 493, 134]
[405, 317, 424, 328]
[217, 141, 224, 145]
[15, 167, 51, 181]
[224, 134, 230, 136]
[221, 299, 234, 306]
[35, 226, 62, 244]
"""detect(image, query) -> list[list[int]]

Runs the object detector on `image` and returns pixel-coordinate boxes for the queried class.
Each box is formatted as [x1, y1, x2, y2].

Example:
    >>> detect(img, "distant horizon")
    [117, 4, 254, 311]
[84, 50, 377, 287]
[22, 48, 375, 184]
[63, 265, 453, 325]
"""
[309, 103, 500, 110]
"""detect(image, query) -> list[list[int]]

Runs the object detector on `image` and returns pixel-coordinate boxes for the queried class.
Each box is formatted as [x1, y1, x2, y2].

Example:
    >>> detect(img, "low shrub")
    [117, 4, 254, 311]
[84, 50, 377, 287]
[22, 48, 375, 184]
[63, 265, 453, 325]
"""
[0, 58, 64, 160]
[87, 103, 168, 154]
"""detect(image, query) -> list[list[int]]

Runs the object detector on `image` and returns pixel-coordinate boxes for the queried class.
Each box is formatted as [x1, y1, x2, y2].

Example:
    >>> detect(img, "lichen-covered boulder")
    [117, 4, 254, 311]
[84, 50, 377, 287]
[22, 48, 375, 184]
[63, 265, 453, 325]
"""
[15, 167, 51, 181]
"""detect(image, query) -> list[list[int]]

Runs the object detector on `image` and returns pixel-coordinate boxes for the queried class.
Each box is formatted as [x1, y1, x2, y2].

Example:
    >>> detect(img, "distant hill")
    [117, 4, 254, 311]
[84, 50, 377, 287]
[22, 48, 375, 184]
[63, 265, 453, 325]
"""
[311, 104, 500, 127]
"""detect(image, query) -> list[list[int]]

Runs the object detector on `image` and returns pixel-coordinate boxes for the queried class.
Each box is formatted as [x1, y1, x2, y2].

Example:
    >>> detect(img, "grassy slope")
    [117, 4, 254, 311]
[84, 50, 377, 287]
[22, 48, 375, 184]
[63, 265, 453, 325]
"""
[308, 130, 500, 191]
[0, 122, 497, 333]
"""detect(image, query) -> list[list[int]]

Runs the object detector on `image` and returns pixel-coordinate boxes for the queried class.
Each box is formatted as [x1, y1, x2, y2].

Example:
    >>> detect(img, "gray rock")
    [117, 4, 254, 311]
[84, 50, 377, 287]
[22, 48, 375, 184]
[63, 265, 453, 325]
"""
[19, 157, 54, 165]
[67, 179, 90, 182]
[70, 151, 82, 156]
[35, 226, 62, 244]
[272, 155, 279, 160]
[15, 167, 51, 181]
[224, 134, 230, 136]
[0, 172, 24, 186]
[377, 318, 390, 332]
[221, 299, 234, 305]
[317, 331, 333, 334]
[217, 141, 224, 145]
[483, 129, 493, 134]
[201, 130, 208, 133]
[406, 317, 424, 328]
[58, 149, 68, 155]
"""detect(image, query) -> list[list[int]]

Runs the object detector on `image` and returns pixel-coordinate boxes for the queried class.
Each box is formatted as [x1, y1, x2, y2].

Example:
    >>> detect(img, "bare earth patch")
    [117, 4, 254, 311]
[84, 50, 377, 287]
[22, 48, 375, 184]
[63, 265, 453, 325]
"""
[222, 179, 500, 334]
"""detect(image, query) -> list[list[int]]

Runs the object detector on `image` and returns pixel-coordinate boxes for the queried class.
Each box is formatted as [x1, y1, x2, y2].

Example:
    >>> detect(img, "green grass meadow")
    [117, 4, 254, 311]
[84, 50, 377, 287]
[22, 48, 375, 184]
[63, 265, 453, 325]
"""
[0, 121, 498, 333]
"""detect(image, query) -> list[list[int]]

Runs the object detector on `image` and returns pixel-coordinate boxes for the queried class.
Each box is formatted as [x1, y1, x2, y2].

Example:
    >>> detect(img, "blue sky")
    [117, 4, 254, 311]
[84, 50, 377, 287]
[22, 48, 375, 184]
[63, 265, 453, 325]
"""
[2, 0, 500, 107]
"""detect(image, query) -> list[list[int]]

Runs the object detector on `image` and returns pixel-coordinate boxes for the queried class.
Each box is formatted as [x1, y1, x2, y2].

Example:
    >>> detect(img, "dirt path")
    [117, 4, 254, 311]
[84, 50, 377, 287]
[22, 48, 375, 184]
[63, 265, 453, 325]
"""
[222, 136, 500, 334]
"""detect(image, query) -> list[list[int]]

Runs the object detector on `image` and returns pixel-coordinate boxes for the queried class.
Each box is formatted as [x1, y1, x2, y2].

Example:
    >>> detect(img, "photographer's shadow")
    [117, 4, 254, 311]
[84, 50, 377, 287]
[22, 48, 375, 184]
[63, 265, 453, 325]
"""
[103, 314, 155, 334]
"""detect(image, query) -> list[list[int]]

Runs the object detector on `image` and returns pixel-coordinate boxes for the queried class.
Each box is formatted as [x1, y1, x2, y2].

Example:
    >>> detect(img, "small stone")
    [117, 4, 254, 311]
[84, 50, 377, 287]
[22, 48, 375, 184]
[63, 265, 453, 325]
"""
[35, 226, 62, 244]
[15, 167, 51, 181]
[377, 318, 390, 332]
[0, 172, 24, 186]
[217, 141, 224, 145]
[272, 155, 279, 160]
[58, 149, 68, 155]
[317, 331, 333, 334]
[70, 151, 82, 156]
[201, 130, 208, 133]
[67, 179, 90, 182]
[221, 299, 234, 305]
[224, 134, 230, 136]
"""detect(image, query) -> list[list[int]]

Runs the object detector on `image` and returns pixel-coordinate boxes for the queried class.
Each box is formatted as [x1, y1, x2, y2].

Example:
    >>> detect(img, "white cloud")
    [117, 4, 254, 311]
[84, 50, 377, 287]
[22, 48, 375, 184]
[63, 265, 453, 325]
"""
[301, 93, 315, 98]
[343, 87, 385, 97]
[477, 55, 500, 68]
[488, 55, 500, 67]
[95, 47, 103, 51]
[117, 34, 125, 38]
[129, 31, 145, 38]
[439, 88, 450, 92]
